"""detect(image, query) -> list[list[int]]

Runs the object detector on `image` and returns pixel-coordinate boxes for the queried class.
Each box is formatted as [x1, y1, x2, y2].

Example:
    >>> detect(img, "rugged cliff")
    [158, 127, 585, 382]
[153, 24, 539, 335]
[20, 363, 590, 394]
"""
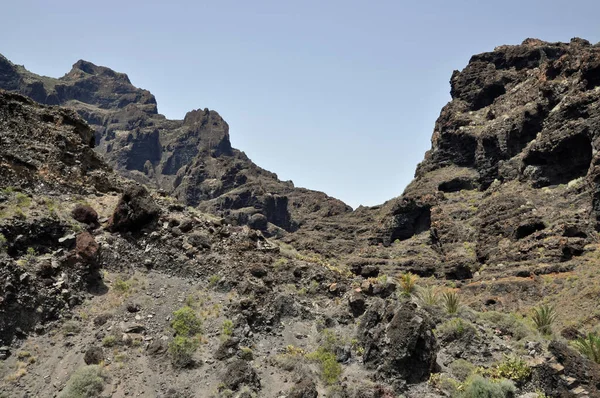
[0, 55, 351, 236]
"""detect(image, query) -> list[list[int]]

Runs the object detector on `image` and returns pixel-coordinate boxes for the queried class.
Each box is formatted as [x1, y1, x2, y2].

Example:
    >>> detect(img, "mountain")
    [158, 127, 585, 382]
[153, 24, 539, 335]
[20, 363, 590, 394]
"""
[2, 38, 600, 397]
[0, 54, 352, 237]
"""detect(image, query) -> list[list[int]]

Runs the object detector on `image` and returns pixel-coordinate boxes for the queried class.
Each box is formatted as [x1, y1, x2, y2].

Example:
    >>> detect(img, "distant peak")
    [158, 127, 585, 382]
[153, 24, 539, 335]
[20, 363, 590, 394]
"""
[69, 59, 131, 84]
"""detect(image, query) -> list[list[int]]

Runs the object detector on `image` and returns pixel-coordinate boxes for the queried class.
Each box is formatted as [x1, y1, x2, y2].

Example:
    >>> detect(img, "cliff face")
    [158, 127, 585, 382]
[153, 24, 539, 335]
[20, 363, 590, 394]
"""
[0, 54, 351, 235]
[363, 38, 600, 287]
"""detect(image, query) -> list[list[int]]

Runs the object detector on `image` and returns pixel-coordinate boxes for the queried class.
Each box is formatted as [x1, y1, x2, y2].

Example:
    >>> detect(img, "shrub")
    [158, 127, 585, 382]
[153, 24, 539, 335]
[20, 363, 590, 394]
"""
[208, 274, 220, 286]
[168, 336, 199, 368]
[306, 347, 342, 385]
[449, 359, 477, 382]
[113, 278, 131, 294]
[442, 290, 460, 314]
[222, 319, 234, 337]
[101, 335, 117, 348]
[398, 272, 418, 295]
[484, 355, 531, 384]
[459, 375, 516, 398]
[0, 233, 6, 252]
[58, 365, 108, 398]
[15, 192, 31, 208]
[240, 346, 254, 360]
[574, 333, 600, 363]
[531, 304, 556, 335]
[171, 306, 202, 337]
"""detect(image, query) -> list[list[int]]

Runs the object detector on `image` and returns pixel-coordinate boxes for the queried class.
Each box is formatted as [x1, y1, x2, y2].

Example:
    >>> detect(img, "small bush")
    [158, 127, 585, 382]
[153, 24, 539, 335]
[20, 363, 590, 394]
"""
[171, 306, 203, 337]
[531, 305, 556, 335]
[222, 319, 234, 337]
[240, 346, 254, 360]
[0, 233, 6, 252]
[62, 321, 81, 336]
[58, 365, 108, 398]
[168, 336, 199, 368]
[101, 335, 117, 348]
[442, 290, 460, 314]
[306, 347, 342, 385]
[450, 359, 476, 382]
[15, 192, 31, 208]
[574, 333, 600, 363]
[398, 272, 418, 295]
[208, 274, 220, 287]
[113, 278, 131, 294]
[484, 355, 531, 384]
[460, 375, 516, 398]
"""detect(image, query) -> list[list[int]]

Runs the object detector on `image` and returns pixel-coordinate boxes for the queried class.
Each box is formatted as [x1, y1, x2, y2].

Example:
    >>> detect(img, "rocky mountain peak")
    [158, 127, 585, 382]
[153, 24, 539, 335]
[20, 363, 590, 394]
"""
[67, 59, 133, 85]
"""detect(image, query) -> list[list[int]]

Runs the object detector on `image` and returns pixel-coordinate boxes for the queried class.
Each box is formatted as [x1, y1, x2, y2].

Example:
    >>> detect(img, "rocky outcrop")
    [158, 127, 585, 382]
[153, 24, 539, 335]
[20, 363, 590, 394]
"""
[371, 38, 600, 281]
[358, 300, 438, 388]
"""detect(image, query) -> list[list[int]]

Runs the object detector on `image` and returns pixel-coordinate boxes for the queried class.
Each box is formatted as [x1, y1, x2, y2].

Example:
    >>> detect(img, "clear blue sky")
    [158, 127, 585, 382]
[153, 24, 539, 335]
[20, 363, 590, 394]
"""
[2, 1, 600, 208]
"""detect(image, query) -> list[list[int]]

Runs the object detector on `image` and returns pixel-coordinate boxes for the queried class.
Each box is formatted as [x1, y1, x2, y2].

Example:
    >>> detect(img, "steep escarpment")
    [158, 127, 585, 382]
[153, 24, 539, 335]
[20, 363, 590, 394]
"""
[0, 54, 350, 236]
[366, 39, 600, 276]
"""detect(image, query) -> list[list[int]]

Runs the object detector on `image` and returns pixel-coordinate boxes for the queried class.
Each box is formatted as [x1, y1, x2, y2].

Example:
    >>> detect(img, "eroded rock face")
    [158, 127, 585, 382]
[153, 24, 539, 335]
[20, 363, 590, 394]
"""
[373, 38, 600, 281]
[358, 301, 438, 387]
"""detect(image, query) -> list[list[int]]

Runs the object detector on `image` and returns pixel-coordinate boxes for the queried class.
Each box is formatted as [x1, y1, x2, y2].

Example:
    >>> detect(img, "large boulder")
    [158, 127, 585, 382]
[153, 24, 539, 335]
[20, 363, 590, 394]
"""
[359, 301, 438, 386]
[108, 185, 160, 233]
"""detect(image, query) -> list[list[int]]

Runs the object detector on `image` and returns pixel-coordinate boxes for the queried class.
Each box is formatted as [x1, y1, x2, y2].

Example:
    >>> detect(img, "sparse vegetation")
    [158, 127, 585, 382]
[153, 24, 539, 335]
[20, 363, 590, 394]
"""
[208, 274, 220, 287]
[398, 272, 418, 295]
[0, 233, 6, 252]
[62, 320, 81, 336]
[436, 318, 476, 342]
[531, 304, 556, 335]
[574, 333, 600, 363]
[58, 365, 108, 398]
[442, 290, 460, 314]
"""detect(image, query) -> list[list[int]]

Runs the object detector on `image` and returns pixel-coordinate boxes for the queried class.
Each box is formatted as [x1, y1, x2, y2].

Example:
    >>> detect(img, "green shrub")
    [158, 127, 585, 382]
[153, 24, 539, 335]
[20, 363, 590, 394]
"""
[306, 347, 342, 385]
[112, 278, 131, 294]
[460, 375, 516, 398]
[101, 335, 117, 348]
[442, 290, 460, 314]
[168, 336, 199, 368]
[58, 365, 108, 398]
[0, 233, 6, 252]
[484, 355, 531, 384]
[171, 306, 203, 337]
[208, 274, 220, 286]
[574, 333, 600, 363]
[240, 346, 254, 360]
[531, 305, 556, 335]
[398, 272, 418, 295]
[222, 319, 234, 337]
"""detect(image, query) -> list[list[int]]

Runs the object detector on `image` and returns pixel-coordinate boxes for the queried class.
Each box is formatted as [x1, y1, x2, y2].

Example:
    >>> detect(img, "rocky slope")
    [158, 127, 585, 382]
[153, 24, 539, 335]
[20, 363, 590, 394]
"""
[0, 55, 351, 237]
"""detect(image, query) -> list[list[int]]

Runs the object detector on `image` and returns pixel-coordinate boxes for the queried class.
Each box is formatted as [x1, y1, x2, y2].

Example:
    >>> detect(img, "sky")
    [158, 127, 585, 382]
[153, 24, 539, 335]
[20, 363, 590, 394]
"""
[2, 1, 600, 208]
